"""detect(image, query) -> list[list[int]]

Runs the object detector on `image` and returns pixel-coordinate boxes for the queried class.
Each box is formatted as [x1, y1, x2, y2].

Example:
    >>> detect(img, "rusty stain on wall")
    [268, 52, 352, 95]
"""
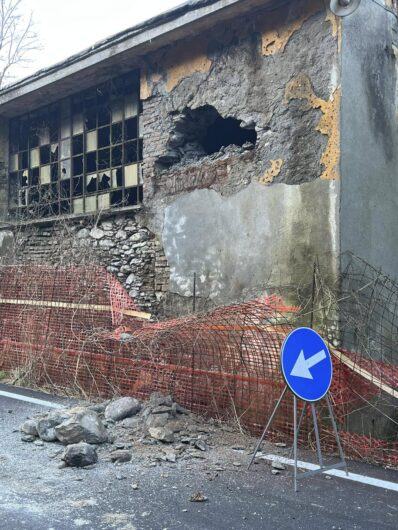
[258, 159, 283, 185]
[261, 0, 321, 56]
[284, 73, 340, 181]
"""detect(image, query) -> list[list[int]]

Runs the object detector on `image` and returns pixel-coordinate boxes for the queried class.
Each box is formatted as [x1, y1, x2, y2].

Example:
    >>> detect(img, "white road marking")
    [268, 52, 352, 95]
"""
[259, 454, 398, 492]
[0, 390, 63, 409]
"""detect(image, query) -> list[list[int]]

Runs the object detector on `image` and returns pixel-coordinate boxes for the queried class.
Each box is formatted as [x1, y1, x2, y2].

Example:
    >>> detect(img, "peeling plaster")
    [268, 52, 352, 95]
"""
[260, 0, 321, 56]
[165, 38, 212, 92]
[284, 73, 340, 180]
[258, 159, 283, 185]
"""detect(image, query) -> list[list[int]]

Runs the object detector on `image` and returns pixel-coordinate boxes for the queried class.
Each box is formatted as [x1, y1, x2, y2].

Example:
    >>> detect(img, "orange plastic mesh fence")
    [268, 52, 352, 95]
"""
[0, 264, 397, 466]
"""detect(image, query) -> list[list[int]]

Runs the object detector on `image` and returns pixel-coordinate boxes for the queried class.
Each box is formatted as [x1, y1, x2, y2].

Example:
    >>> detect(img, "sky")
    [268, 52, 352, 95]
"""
[14, 0, 184, 81]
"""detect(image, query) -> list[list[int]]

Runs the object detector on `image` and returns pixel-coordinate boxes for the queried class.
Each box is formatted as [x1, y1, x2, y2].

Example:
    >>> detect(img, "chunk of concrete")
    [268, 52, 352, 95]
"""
[62, 442, 98, 467]
[105, 397, 141, 422]
[20, 419, 38, 437]
[55, 409, 108, 445]
[110, 450, 132, 463]
[148, 427, 174, 443]
[37, 411, 68, 442]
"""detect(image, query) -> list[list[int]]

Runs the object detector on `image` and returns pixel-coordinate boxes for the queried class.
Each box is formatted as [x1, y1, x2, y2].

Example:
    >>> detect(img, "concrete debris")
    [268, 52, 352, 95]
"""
[21, 434, 36, 443]
[54, 409, 108, 445]
[62, 442, 98, 467]
[104, 397, 141, 422]
[194, 440, 207, 452]
[37, 411, 68, 442]
[271, 469, 280, 475]
[20, 419, 38, 437]
[148, 427, 175, 443]
[190, 492, 208, 502]
[19, 393, 255, 471]
[271, 461, 286, 471]
[110, 450, 132, 464]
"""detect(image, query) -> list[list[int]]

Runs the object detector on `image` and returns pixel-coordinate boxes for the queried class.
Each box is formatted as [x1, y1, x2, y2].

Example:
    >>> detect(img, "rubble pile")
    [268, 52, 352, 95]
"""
[19, 393, 224, 469]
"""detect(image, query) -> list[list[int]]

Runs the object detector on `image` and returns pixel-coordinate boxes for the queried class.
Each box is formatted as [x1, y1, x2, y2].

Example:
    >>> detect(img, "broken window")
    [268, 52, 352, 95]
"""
[8, 71, 143, 220]
[156, 105, 257, 171]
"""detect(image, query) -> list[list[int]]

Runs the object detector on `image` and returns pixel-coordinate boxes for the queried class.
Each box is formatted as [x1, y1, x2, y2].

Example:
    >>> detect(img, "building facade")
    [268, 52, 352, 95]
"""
[0, 0, 396, 316]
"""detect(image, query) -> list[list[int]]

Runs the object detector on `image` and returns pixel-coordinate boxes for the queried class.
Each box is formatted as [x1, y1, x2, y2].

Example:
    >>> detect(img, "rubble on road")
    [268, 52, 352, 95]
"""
[18, 392, 266, 470]
[62, 442, 98, 467]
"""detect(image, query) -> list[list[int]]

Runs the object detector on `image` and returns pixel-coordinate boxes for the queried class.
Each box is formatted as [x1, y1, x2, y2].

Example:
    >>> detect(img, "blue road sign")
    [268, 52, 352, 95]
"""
[280, 327, 332, 402]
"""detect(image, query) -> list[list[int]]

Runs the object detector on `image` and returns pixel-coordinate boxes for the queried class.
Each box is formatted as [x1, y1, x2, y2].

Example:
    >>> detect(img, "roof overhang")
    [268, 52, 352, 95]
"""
[0, 0, 282, 118]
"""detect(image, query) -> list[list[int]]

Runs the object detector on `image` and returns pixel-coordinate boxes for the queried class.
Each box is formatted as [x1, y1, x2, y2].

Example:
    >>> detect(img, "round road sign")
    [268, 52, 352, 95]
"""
[280, 327, 333, 402]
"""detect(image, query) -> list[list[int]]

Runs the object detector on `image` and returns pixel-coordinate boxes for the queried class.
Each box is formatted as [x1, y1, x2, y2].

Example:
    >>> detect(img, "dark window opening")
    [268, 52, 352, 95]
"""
[8, 71, 143, 220]
[156, 105, 257, 171]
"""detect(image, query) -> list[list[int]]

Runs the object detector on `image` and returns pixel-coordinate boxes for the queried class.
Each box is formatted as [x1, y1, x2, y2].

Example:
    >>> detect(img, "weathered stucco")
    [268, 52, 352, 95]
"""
[161, 180, 339, 311]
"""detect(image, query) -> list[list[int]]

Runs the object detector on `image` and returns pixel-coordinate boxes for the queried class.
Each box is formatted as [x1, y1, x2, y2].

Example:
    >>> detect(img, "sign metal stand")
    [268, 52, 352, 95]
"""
[248, 328, 348, 491]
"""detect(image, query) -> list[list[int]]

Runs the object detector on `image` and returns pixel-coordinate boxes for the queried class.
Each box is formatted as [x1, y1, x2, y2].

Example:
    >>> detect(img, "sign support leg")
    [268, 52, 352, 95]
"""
[289, 401, 307, 459]
[293, 395, 298, 492]
[248, 386, 287, 470]
[326, 393, 348, 476]
[311, 402, 324, 469]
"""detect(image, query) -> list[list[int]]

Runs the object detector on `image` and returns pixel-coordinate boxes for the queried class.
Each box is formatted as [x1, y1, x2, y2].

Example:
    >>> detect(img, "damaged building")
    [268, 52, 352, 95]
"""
[0, 0, 397, 317]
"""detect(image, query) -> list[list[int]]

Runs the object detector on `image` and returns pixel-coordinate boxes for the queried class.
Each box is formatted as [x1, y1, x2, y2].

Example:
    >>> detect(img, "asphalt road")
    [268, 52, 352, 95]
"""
[0, 383, 397, 530]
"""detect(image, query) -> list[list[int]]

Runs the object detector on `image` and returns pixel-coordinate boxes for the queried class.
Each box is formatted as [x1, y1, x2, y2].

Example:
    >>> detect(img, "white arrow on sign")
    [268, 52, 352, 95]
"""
[290, 349, 327, 380]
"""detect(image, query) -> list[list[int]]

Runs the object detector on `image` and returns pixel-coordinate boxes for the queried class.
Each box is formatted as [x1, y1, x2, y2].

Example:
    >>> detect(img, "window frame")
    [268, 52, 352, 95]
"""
[8, 70, 143, 221]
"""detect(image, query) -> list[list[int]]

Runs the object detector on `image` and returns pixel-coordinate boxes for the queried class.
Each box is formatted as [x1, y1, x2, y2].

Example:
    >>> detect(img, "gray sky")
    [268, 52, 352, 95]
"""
[15, 0, 184, 81]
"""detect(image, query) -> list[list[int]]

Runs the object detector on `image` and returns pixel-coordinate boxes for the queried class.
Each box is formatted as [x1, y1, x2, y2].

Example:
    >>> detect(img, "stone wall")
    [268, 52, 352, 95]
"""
[1, 213, 169, 314]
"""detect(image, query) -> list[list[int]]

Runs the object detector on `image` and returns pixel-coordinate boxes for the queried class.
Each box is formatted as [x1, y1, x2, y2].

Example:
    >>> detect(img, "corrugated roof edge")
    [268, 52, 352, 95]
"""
[0, 0, 221, 95]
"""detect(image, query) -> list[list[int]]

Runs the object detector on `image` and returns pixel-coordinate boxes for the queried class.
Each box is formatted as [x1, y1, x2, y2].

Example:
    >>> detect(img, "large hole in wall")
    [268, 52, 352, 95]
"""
[156, 105, 257, 171]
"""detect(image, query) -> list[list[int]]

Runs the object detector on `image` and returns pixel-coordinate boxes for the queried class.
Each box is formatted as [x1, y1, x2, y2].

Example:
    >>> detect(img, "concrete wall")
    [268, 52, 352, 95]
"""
[340, 1, 398, 280]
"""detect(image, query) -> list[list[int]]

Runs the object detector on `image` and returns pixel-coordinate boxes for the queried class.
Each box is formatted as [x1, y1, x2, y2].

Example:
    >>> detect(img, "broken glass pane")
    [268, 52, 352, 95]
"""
[111, 167, 123, 188]
[98, 148, 110, 171]
[19, 151, 28, 169]
[86, 173, 97, 194]
[30, 168, 39, 186]
[72, 156, 83, 176]
[60, 159, 71, 180]
[51, 143, 59, 162]
[72, 134, 84, 156]
[40, 145, 51, 165]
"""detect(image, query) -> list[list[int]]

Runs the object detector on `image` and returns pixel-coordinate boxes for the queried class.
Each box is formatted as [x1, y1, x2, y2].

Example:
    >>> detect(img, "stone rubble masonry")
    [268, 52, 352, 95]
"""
[4, 214, 169, 315]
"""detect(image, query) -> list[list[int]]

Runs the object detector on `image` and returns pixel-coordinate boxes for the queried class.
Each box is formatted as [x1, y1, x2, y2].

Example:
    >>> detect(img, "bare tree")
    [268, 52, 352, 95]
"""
[0, 0, 39, 87]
